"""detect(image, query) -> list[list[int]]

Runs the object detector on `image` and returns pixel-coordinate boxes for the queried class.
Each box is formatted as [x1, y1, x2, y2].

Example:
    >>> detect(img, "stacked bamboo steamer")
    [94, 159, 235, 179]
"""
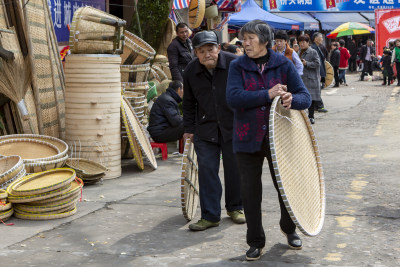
[0, 135, 68, 174]
[64, 54, 122, 179]
[0, 189, 13, 222]
[7, 168, 82, 220]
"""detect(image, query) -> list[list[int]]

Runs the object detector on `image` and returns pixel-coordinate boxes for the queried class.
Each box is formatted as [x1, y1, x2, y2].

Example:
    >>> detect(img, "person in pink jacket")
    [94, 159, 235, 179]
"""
[338, 39, 351, 86]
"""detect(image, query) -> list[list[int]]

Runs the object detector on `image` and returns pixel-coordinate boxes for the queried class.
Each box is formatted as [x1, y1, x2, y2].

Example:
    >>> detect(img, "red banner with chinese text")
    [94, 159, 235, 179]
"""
[376, 9, 400, 57]
[326, 0, 336, 9]
[269, 0, 277, 10]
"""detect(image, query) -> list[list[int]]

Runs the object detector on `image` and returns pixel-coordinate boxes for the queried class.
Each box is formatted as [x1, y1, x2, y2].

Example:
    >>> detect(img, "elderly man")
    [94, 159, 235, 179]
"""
[272, 30, 303, 75]
[360, 39, 375, 81]
[183, 31, 244, 231]
[311, 32, 328, 113]
[167, 22, 194, 81]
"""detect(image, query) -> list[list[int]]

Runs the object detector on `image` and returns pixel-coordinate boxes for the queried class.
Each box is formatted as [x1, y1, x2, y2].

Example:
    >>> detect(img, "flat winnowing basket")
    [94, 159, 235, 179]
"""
[180, 139, 199, 221]
[189, 0, 206, 29]
[1, 167, 27, 190]
[65, 158, 107, 177]
[120, 64, 150, 83]
[269, 97, 325, 237]
[7, 183, 72, 203]
[0, 134, 69, 159]
[0, 189, 7, 199]
[0, 208, 13, 221]
[14, 206, 77, 220]
[7, 168, 75, 197]
[0, 156, 24, 187]
[121, 31, 156, 65]
[0, 202, 12, 211]
[0, 139, 60, 163]
[69, 6, 126, 54]
[325, 61, 334, 87]
[30, 178, 82, 205]
[13, 194, 79, 213]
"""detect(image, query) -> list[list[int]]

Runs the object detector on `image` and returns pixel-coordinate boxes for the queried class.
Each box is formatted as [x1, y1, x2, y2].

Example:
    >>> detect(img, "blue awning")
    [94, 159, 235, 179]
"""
[272, 12, 319, 31]
[310, 12, 369, 31]
[360, 12, 375, 27]
[229, 0, 304, 31]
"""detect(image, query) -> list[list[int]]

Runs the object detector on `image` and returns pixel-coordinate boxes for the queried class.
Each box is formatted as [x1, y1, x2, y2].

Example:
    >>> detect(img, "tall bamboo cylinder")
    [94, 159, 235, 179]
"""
[64, 55, 121, 179]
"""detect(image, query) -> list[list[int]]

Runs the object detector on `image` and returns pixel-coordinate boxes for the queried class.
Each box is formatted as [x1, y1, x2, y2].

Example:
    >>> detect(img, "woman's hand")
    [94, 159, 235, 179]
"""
[268, 83, 287, 100]
[280, 91, 292, 110]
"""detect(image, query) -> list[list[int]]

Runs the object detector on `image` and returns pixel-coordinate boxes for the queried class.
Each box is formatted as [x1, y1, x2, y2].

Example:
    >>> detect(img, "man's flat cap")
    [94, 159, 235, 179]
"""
[192, 31, 218, 48]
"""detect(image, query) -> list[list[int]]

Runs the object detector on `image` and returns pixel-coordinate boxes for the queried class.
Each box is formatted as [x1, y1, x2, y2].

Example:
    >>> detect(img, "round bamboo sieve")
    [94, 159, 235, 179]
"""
[14, 206, 77, 220]
[0, 139, 60, 162]
[7, 183, 72, 203]
[31, 178, 83, 204]
[0, 156, 24, 187]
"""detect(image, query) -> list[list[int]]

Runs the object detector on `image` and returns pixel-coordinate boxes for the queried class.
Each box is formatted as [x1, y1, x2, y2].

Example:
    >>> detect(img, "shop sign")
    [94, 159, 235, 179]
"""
[375, 9, 400, 57]
[48, 0, 106, 43]
[262, 0, 400, 12]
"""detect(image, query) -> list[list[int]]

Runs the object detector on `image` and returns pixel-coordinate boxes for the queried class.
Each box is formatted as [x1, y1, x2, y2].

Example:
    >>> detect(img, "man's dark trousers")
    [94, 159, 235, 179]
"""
[360, 60, 372, 80]
[193, 134, 242, 223]
[235, 137, 296, 248]
[333, 66, 340, 86]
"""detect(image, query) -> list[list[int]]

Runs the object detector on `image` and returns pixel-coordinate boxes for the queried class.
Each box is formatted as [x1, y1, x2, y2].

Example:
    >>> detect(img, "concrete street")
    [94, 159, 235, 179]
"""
[0, 72, 399, 266]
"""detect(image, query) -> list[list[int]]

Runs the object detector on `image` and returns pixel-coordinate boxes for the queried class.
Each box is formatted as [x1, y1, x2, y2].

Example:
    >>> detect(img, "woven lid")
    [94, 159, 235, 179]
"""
[0, 139, 60, 162]
[122, 97, 156, 169]
[269, 96, 325, 236]
[180, 139, 200, 221]
[8, 168, 76, 196]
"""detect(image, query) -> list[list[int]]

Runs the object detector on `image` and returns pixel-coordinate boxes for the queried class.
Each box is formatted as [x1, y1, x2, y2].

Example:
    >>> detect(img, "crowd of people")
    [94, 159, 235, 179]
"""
[144, 20, 396, 262]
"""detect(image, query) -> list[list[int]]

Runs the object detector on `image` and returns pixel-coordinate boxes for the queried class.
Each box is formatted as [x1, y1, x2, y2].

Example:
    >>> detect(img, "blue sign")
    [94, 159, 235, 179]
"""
[48, 0, 106, 43]
[263, 0, 400, 12]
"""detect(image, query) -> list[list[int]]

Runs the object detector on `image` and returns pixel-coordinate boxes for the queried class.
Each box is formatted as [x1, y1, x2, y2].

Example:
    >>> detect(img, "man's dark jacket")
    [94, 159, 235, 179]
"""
[167, 37, 194, 81]
[183, 51, 237, 143]
[147, 88, 182, 137]
[311, 43, 326, 77]
[330, 48, 341, 67]
[360, 44, 375, 62]
[347, 42, 357, 59]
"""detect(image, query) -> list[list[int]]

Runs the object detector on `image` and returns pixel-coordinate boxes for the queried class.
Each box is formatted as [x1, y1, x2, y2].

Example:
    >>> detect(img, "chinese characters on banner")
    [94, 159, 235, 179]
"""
[375, 9, 400, 57]
[263, 0, 400, 12]
[48, 0, 106, 43]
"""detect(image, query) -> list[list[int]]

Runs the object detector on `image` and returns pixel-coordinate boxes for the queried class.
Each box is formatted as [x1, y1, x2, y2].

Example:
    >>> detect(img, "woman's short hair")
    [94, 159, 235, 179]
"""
[297, 34, 310, 43]
[239, 20, 274, 48]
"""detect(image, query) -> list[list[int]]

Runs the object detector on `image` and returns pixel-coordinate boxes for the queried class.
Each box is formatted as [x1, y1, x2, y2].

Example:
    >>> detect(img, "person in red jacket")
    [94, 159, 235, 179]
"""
[338, 39, 351, 86]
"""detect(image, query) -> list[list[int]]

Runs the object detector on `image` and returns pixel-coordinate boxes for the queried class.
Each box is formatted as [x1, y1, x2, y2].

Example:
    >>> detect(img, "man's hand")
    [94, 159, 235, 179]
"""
[268, 83, 287, 100]
[280, 91, 292, 110]
[183, 133, 194, 142]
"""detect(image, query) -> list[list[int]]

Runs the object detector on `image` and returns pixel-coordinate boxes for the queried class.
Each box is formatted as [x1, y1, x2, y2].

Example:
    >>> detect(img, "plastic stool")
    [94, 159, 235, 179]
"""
[178, 138, 184, 154]
[150, 142, 168, 160]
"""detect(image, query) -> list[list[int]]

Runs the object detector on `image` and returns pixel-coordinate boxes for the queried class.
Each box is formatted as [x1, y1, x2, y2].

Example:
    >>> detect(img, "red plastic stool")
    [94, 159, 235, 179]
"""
[150, 142, 168, 160]
[178, 138, 184, 154]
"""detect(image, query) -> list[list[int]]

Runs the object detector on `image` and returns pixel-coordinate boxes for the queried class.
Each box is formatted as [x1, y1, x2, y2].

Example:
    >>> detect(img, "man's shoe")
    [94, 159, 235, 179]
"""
[333, 84, 339, 88]
[189, 219, 219, 231]
[309, 118, 315, 124]
[227, 210, 246, 224]
[317, 108, 328, 113]
[282, 230, 303, 250]
[246, 247, 262, 261]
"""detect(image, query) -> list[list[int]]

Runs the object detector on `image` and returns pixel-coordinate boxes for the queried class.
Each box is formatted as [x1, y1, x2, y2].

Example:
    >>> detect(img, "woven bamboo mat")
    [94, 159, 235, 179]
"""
[269, 97, 325, 236]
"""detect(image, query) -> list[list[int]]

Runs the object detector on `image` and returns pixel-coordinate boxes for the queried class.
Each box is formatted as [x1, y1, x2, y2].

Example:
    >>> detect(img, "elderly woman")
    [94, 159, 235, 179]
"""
[298, 34, 321, 124]
[226, 20, 311, 261]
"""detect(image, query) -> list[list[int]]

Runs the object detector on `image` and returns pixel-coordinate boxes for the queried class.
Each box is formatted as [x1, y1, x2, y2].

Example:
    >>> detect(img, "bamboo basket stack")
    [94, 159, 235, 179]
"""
[64, 54, 122, 179]
[0, 189, 13, 222]
[6, 168, 82, 220]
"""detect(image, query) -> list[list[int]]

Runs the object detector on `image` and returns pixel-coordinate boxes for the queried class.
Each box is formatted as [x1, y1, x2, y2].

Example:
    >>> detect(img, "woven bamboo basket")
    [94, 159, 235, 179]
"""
[0, 139, 60, 163]
[120, 64, 150, 83]
[0, 202, 12, 211]
[0, 208, 13, 221]
[7, 183, 72, 203]
[14, 202, 76, 215]
[0, 156, 24, 188]
[122, 82, 150, 96]
[0, 135, 68, 159]
[153, 62, 171, 80]
[31, 178, 82, 205]
[65, 158, 107, 178]
[69, 6, 126, 54]
[121, 30, 156, 65]
[148, 68, 161, 83]
[14, 206, 77, 220]
[0, 189, 7, 199]
[189, 0, 206, 29]
[24, 155, 68, 174]
[1, 167, 26, 190]
[7, 168, 75, 197]
[152, 65, 168, 81]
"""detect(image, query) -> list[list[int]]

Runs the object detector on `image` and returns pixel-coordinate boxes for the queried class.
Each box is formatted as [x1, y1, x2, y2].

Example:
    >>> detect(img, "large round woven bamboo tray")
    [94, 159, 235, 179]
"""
[0, 208, 13, 221]
[69, 6, 126, 54]
[24, 155, 68, 174]
[122, 30, 156, 65]
[0, 135, 68, 159]
[31, 178, 83, 205]
[324, 61, 334, 87]
[14, 194, 79, 213]
[65, 158, 107, 177]
[189, 0, 206, 28]
[121, 98, 145, 170]
[181, 138, 199, 221]
[0, 139, 60, 163]
[121, 64, 150, 83]
[8, 168, 76, 197]
[0, 202, 11, 211]
[14, 206, 77, 220]
[269, 96, 325, 236]
[0, 156, 24, 187]
[7, 183, 72, 203]
[1, 166, 26, 190]
[14, 202, 76, 215]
